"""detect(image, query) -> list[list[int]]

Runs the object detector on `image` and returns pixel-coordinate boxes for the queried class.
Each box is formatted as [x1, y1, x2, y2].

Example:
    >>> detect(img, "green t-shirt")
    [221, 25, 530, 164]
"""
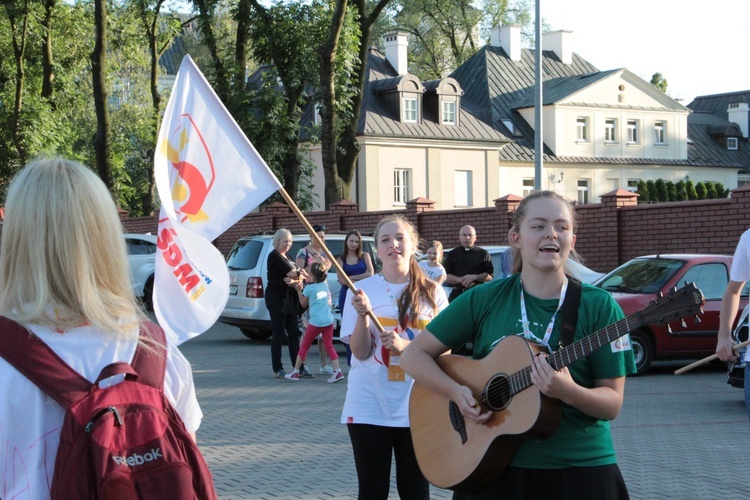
[426, 274, 636, 469]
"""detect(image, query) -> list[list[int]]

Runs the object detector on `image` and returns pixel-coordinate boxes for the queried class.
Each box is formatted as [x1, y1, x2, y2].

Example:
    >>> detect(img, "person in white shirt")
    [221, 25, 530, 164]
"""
[418, 240, 447, 285]
[340, 215, 448, 500]
[0, 158, 202, 499]
[716, 228, 750, 425]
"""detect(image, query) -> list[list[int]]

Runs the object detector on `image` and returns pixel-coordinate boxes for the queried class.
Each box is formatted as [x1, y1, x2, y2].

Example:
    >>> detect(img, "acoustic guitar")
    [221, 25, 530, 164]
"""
[409, 283, 704, 492]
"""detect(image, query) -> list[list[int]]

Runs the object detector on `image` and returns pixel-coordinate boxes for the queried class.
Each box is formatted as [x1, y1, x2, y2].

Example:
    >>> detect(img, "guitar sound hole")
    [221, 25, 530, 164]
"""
[483, 374, 511, 411]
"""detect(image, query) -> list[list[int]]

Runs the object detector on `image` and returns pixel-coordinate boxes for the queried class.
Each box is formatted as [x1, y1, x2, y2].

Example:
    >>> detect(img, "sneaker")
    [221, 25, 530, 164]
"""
[299, 368, 314, 378]
[327, 371, 345, 384]
[274, 370, 286, 379]
[284, 371, 301, 381]
[319, 365, 334, 375]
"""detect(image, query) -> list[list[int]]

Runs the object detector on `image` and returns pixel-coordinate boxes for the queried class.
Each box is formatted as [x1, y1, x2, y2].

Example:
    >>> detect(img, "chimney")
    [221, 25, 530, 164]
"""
[384, 32, 409, 75]
[728, 102, 749, 138]
[490, 25, 521, 62]
[542, 30, 573, 65]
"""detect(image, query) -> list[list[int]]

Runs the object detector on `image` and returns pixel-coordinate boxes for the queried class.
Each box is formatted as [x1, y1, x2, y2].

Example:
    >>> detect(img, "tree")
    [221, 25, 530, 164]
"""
[378, 0, 533, 80]
[246, 0, 323, 203]
[322, 0, 391, 206]
[91, 0, 114, 196]
[650, 72, 668, 94]
[636, 180, 649, 203]
[131, 0, 196, 214]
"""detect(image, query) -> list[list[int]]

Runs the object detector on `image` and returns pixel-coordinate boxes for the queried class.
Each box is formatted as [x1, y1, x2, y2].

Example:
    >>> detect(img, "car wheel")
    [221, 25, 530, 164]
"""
[629, 330, 653, 375]
[143, 275, 155, 311]
[240, 328, 272, 340]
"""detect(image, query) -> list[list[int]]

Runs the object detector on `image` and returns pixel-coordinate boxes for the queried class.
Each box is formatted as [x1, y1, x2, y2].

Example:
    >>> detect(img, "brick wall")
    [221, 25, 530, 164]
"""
[116, 186, 750, 273]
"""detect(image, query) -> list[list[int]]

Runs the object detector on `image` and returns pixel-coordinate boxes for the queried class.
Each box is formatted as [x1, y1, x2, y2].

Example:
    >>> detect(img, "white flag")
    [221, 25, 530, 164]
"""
[153, 55, 282, 344]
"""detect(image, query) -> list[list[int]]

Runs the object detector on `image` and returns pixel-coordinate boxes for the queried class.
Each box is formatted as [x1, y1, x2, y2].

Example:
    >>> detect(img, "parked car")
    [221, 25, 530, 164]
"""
[727, 304, 749, 389]
[595, 254, 750, 375]
[220, 233, 378, 340]
[125, 233, 157, 309]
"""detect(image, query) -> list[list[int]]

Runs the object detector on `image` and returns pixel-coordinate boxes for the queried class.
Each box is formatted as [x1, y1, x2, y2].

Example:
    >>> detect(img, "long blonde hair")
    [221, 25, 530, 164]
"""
[373, 215, 438, 327]
[0, 158, 143, 336]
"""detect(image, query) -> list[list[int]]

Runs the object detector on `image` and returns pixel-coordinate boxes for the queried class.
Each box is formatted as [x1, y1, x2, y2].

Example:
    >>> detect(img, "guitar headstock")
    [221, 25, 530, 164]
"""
[639, 282, 705, 327]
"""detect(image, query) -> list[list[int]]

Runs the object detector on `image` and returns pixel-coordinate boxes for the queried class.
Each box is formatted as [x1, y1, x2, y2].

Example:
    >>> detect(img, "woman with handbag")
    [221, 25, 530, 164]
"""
[265, 229, 312, 379]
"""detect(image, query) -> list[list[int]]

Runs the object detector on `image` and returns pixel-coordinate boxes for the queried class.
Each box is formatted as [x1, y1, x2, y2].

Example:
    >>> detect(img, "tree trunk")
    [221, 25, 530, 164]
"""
[41, 0, 55, 102]
[92, 0, 114, 195]
[5, 0, 30, 163]
[319, 0, 347, 207]
[193, 0, 232, 103]
[334, 0, 391, 203]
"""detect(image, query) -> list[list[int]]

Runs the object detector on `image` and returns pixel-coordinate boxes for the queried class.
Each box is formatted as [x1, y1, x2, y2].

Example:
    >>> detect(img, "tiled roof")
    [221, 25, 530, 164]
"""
[451, 46, 600, 160]
[358, 49, 510, 143]
[512, 69, 619, 108]
[686, 92, 750, 172]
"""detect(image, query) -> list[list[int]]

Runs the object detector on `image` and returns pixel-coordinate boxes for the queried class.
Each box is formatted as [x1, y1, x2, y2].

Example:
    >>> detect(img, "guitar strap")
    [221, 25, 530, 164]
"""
[559, 277, 582, 348]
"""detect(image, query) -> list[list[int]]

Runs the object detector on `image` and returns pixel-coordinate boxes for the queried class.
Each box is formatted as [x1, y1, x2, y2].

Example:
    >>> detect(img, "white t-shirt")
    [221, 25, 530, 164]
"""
[730, 229, 750, 362]
[418, 260, 446, 282]
[0, 322, 202, 499]
[340, 274, 448, 427]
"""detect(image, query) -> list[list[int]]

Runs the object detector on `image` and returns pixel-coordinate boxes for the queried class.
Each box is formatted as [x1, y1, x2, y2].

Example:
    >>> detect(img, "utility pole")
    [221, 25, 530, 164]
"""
[533, 0, 543, 191]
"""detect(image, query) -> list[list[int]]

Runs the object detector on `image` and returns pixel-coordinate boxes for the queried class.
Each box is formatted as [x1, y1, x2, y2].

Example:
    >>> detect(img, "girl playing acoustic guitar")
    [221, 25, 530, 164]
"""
[401, 191, 636, 499]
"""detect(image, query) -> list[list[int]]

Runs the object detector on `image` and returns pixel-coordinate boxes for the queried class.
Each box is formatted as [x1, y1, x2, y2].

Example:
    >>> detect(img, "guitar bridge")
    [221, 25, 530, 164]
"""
[449, 401, 468, 444]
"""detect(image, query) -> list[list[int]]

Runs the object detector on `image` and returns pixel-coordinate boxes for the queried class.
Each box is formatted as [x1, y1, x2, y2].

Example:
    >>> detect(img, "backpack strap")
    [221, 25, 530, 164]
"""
[559, 278, 582, 348]
[0, 316, 91, 409]
[131, 321, 168, 389]
[0, 316, 168, 406]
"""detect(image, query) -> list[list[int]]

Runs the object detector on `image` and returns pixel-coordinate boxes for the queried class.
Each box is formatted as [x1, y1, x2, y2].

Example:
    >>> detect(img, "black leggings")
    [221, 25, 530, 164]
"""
[452, 464, 630, 500]
[347, 423, 430, 500]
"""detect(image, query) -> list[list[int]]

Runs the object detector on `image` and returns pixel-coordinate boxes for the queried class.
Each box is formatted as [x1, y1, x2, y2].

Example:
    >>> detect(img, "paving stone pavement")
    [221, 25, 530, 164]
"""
[180, 321, 747, 500]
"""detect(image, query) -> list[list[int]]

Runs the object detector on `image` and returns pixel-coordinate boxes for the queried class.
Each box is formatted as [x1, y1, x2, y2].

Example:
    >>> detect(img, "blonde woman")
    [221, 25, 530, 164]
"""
[340, 215, 448, 499]
[0, 158, 203, 499]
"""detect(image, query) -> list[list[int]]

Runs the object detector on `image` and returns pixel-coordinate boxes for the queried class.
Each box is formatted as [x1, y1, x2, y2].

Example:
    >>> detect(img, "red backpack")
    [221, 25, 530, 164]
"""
[0, 316, 218, 499]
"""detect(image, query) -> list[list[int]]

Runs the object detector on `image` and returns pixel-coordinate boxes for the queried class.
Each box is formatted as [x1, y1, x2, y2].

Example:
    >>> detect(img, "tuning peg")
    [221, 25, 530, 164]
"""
[681, 319, 687, 328]
[694, 316, 701, 325]
[667, 324, 672, 334]
[657, 291, 663, 299]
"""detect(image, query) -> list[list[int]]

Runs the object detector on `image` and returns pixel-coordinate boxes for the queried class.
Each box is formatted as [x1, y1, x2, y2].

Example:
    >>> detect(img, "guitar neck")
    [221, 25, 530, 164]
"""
[548, 314, 643, 371]
[511, 313, 644, 395]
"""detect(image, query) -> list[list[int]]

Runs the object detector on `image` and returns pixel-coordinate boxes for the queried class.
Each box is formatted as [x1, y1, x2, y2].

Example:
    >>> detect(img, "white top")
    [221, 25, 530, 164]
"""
[418, 260, 446, 282]
[0, 322, 202, 499]
[339, 275, 448, 427]
[730, 229, 750, 363]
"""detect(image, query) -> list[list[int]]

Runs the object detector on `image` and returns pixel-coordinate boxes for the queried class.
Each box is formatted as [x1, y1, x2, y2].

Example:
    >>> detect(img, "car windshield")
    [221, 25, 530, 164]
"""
[596, 258, 685, 294]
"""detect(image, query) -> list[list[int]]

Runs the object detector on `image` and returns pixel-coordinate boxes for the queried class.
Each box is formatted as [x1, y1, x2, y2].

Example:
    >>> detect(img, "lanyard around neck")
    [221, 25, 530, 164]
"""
[377, 272, 409, 329]
[519, 276, 568, 347]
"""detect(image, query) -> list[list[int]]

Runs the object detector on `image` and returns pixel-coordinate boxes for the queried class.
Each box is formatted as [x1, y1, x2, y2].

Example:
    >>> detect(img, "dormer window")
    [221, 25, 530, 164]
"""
[502, 119, 515, 135]
[314, 102, 322, 126]
[442, 100, 457, 125]
[422, 77, 462, 126]
[403, 97, 418, 122]
[728, 137, 739, 150]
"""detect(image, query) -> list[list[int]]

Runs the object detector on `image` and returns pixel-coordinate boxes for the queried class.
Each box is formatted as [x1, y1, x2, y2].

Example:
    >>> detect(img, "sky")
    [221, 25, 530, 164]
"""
[539, 0, 750, 104]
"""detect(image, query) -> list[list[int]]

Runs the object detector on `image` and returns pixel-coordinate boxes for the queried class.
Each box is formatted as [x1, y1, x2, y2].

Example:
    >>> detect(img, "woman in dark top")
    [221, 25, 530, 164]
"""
[266, 228, 307, 379]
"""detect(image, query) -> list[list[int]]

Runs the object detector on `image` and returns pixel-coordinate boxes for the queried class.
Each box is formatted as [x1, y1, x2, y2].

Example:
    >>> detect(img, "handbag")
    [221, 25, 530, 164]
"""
[281, 288, 304, 316]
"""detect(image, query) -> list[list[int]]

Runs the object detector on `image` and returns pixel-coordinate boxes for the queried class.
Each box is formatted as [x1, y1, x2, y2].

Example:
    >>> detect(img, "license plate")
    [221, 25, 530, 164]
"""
[229, 284, 238, 295]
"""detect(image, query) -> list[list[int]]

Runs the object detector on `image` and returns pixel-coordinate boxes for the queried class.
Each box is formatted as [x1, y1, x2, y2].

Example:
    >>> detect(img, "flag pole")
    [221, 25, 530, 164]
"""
[276, 188, 386, 334]
[674, 338, 750, 375]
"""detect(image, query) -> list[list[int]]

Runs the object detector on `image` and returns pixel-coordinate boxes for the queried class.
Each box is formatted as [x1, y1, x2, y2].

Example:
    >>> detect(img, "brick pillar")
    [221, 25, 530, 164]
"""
[263, 202, 292, 230]
[406, 197, 435, 236]
[494, 194, 522, 244]
[329, 199, 359, 233]
[599, 189, 639, 269]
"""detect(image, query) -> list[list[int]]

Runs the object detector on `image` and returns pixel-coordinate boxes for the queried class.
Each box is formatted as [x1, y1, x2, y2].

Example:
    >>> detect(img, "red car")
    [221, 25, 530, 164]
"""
[595, 254, 749, 374]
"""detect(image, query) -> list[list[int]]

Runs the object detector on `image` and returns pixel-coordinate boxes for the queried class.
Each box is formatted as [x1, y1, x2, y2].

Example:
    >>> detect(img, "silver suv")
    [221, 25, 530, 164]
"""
[220, 233, 377, 339]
